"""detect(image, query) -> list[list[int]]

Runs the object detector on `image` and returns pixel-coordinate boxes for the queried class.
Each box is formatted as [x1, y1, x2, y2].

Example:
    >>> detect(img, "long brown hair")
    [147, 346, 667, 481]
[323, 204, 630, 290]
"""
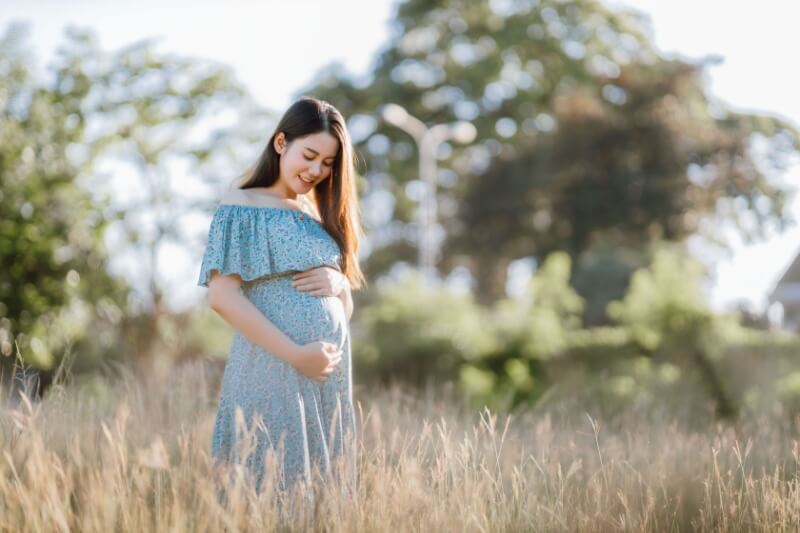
[234, 96, 366, 290]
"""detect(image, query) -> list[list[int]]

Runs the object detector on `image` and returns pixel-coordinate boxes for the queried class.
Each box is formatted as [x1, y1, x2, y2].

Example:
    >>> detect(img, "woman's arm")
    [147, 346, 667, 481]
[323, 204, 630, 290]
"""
[208, 272, 300, 365]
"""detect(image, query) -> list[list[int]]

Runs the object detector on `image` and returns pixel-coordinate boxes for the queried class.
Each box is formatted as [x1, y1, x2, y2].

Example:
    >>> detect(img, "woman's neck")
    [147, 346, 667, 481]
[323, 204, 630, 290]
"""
[249, 184, 295, 201]
[246, 187, 297, 203]
[243, 187, 316, 213]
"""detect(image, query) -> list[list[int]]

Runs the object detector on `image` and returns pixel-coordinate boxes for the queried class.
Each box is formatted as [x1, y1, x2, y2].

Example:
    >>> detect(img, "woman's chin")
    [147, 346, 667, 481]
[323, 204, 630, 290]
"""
[295, 175, 315, 189]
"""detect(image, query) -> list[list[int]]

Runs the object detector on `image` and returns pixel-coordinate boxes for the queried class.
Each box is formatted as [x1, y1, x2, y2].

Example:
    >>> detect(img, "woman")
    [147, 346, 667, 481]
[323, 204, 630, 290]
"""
[197, 96, 366, 504]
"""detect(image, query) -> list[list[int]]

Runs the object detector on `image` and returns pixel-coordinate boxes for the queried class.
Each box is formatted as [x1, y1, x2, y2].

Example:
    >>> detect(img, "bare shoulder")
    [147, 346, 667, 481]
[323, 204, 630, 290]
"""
[218, 188, 250, 206]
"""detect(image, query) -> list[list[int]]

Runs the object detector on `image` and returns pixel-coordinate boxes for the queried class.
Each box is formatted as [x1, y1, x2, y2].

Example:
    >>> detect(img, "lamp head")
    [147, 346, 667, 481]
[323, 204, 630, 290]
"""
[380, 103, 409, 126]
[450, 121, 477, 144]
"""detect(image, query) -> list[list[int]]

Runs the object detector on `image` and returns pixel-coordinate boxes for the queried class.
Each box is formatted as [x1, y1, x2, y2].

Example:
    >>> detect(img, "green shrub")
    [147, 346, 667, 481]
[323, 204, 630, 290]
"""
[493, 251, 584, 360]
[352, 269, 498, 384]
[459, 252, 584, 409]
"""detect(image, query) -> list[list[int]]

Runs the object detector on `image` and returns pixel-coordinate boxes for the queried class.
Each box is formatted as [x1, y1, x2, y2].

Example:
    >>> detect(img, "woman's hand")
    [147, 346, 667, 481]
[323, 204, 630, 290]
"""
[291, 341, 342, 383]
[291, 265, 349, 297]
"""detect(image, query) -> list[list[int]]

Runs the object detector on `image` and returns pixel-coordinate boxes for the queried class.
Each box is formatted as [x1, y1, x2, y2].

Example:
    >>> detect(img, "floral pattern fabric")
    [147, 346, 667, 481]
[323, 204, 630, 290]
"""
[197, 204, 356, 495]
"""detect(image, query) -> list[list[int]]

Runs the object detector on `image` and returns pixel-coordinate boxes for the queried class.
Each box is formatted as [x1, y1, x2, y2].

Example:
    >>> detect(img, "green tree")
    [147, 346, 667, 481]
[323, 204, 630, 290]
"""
[62, 27, 255, 376]
[300, 0, 799, 307]
[1, 23, 259, 380]
[0, 24, 130, 375]
[451, 59, 798, 303]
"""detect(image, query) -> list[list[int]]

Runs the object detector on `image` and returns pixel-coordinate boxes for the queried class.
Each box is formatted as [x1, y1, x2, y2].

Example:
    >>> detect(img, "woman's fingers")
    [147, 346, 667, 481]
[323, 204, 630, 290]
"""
[314, 342, 343, 383]
[317, 364, 339, 382]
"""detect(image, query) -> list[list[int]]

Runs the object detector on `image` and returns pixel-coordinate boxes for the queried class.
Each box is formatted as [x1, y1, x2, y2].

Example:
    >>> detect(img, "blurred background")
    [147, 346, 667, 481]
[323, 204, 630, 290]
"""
[2, 0, 800, 423]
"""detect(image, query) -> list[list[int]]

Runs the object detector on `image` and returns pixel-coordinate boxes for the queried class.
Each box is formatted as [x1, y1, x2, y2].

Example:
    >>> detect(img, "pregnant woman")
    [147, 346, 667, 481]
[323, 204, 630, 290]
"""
[197, 96, 366, 508]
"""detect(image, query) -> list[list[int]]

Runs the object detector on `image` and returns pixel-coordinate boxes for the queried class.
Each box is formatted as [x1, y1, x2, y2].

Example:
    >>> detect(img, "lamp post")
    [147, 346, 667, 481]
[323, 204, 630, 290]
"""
[379, 103, 476, 284]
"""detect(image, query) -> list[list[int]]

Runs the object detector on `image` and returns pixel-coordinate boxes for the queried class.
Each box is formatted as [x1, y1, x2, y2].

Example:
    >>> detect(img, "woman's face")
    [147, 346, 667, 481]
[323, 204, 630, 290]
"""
[274, 130, 339, 194]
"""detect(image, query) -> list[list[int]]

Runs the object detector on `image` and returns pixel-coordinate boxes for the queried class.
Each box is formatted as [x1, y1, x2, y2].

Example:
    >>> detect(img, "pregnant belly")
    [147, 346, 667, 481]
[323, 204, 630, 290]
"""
[245, 275, 347, 347]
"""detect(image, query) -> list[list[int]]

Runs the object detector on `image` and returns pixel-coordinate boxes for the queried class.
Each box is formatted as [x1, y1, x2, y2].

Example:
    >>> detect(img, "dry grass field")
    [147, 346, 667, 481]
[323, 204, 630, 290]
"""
[2, 360, 800, 532]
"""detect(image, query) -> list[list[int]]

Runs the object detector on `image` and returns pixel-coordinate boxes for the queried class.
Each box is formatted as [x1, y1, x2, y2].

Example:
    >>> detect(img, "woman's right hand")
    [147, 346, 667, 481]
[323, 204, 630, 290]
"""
[291, 341, 343, 383]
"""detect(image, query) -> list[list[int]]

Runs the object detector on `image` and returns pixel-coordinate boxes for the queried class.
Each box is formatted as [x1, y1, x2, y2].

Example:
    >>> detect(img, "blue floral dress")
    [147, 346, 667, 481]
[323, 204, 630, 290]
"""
[197, 203, 357, 495]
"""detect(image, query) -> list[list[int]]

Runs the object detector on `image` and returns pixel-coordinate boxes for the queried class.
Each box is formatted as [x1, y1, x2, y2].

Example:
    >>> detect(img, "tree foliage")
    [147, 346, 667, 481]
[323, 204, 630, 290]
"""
[0, 24, 129, 370]
[1, 23, 257, 375]
[450, 59, 798, 302]
[300, 0, 799, 305]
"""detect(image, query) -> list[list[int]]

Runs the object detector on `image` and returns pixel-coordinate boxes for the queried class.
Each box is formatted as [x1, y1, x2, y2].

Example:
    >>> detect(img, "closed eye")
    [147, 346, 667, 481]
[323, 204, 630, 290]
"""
[304, 154, 334, 166]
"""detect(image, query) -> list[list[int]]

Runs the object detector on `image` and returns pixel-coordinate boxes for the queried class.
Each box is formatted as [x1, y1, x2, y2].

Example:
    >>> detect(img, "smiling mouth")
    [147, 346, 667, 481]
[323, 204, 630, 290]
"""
[298, 175, 314, 184]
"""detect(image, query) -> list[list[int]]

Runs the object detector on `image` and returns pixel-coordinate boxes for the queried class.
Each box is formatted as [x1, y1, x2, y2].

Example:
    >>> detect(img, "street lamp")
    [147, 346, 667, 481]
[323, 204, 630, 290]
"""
[379, 103, 477, 284]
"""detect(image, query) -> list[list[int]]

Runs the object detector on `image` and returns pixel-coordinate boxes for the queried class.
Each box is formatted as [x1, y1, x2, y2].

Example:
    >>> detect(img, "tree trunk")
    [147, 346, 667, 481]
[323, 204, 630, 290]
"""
[692, 347, 737, 420]
[474, 256, 511, 306]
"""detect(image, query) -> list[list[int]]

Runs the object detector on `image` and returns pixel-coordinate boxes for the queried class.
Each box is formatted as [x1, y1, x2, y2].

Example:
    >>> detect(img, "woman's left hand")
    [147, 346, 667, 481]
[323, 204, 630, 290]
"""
[291, 266, 349, 297]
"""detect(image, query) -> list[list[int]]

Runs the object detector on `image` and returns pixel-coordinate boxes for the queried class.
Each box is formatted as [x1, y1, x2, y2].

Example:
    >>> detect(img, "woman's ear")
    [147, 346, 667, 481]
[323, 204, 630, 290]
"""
[273, 132, 286, 155]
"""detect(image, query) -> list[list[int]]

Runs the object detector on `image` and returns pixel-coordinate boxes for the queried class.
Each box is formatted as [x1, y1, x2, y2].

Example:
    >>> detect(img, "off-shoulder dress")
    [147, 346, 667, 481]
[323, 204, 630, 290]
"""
[197, 202, 356, 495]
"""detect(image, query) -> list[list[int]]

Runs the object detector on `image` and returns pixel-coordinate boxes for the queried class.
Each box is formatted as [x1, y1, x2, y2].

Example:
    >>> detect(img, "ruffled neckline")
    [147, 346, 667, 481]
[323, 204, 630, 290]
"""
[197, 202, 341, 287]
[216, 203, 323, 225]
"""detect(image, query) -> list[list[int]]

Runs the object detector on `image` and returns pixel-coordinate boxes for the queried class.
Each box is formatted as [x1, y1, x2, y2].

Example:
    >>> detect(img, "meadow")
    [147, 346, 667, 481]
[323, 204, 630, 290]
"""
[3, 359, 800, 532]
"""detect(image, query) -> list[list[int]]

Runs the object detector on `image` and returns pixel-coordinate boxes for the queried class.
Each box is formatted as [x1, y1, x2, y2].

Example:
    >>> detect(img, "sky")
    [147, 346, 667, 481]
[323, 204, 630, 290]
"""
[2, 0, 799, 313]
[609, 0, 800, 315]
